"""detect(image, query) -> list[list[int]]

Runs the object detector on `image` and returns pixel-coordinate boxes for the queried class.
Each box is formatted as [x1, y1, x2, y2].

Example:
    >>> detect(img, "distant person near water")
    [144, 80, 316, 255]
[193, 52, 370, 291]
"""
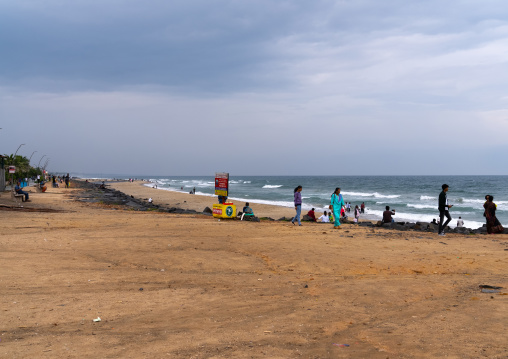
[307, 208, 317, 222]
[318, 211, 330, 223]
[456, 217, 464, 227]
[354, 205, 361, 223]
[347, 202, 351, 213]
[242, 202, 253, 215]
[484, 195, 504, 234]
[292, 186, 303, 226]
[438, 184, 453, 236]
[330, 187, 345, 229]
[361, 202, 365, 213]
[382, 206, 395, 224]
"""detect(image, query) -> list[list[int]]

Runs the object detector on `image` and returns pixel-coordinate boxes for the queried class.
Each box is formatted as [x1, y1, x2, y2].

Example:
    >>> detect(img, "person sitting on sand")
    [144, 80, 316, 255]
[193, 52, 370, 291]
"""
[15, 180, 30, 202]
[328, 212, 333, 222]
[431, 218, 438, 225]
[39, 180, 47, 193]
[242, 202, 254, 215]
[382, 206, 395, 223]
[307, 208, 317, 222]
[340, 206, 347, 219]
[484, 195, 503, 234]
[318, 211, 330, 223]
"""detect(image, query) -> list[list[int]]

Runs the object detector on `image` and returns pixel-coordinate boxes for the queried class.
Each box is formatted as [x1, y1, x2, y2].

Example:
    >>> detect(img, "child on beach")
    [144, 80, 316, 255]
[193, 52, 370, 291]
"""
[354, 205, 360, 223]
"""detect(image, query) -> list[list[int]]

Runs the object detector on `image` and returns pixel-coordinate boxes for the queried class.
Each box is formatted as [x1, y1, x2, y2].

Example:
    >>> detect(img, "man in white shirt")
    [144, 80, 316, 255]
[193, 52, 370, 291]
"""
[457, 217, 464, 227]
[319, 211, 330, 223]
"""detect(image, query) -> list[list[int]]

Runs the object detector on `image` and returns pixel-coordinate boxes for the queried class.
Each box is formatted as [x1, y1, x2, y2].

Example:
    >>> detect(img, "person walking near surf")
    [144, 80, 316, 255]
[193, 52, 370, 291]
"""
[330, 187, 345, 229]
[292, 185, 303, 226]
[438, 184, 453, 236]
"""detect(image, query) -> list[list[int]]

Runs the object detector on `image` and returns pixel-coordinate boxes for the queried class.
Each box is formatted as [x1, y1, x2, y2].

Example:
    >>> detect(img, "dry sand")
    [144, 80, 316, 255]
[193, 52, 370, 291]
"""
[1, 181, 507, 358]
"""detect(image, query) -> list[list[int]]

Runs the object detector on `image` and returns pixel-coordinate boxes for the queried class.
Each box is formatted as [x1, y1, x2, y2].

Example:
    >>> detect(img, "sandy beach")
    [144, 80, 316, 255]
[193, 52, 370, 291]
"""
[1, 180, 507, 358]
[111, 181, 308, 220]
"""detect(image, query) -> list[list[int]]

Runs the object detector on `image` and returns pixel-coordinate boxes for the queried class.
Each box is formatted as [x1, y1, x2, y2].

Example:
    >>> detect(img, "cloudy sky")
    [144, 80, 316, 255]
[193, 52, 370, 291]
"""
[1, 0, 508, 176]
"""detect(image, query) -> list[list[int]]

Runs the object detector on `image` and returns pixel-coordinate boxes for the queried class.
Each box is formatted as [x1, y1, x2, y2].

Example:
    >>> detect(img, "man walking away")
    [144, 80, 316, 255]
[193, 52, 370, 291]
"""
[438, 184, 453, 236]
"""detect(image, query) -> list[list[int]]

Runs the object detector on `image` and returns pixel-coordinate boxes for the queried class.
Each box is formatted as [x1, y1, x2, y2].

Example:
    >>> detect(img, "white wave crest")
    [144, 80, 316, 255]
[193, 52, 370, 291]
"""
[420, 196, 436, 200]
[262, 185, 283, 189]
[407, 203, 436, 210]
[342, 191, 400, 199]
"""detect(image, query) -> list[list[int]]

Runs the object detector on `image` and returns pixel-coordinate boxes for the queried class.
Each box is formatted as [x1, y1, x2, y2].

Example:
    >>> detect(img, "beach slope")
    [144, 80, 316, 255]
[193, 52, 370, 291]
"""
[0, 181, 507, 358]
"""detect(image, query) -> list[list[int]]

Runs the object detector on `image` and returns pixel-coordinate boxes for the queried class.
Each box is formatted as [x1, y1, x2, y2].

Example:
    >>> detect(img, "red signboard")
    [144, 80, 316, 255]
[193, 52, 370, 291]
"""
[215, 172, 229, 196]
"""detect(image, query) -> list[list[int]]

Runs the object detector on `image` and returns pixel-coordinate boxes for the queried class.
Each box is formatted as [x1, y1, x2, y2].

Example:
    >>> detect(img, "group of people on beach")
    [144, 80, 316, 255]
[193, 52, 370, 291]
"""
[291, 186, 356, 229]
[290, 183, 504, 235]
[438, 183, 504, 235]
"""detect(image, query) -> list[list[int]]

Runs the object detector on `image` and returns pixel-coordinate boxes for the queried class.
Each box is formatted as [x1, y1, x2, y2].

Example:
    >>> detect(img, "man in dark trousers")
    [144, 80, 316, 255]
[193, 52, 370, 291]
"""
[438, 184, 453, 236]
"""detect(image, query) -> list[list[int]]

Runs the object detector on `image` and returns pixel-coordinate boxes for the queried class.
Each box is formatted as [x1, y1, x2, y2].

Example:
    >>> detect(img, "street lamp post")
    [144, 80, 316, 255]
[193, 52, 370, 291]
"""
[14, 144, 25, 159]
[27, 151, 37, 185]
[29, 151, 37, 163]
[12, 144, 25, 186]
[37, 155, 47, 168]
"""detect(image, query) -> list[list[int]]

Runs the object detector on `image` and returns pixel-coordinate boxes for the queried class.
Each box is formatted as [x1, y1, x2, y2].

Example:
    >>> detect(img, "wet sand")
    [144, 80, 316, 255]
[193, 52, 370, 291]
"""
[1, 181, 507, 358]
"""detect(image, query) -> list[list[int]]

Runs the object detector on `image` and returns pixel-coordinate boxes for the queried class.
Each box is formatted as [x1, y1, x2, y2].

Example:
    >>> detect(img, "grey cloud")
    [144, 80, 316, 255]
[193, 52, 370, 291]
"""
[2, 0, 505, 94]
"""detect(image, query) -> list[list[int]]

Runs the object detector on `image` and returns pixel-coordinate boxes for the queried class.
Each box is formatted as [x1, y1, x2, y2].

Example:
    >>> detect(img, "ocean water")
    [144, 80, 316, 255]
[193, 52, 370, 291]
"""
[130, 175, 508, 229]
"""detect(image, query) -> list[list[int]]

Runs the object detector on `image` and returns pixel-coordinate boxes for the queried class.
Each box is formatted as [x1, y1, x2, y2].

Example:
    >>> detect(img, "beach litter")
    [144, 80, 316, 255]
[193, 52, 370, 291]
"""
[93, 317, 101, 322]
[479, 285, 503, 293]
[333, 343, 350, 348]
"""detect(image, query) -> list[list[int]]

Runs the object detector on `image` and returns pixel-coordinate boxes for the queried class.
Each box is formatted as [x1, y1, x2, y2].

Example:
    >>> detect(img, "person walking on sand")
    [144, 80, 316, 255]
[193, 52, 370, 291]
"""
[438, 184, 453, 236]
[292, 185, 303, 226]
[330, 187, 345, 229]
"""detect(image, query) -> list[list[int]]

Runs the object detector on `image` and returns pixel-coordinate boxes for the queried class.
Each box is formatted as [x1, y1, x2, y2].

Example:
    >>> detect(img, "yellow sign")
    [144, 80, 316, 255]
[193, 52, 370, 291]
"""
[212, 203, 236, 219]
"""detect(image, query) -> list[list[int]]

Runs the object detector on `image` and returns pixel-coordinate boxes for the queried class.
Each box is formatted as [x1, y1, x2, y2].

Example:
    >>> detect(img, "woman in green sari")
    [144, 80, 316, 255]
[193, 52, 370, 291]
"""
[330, 187, 345, 229]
